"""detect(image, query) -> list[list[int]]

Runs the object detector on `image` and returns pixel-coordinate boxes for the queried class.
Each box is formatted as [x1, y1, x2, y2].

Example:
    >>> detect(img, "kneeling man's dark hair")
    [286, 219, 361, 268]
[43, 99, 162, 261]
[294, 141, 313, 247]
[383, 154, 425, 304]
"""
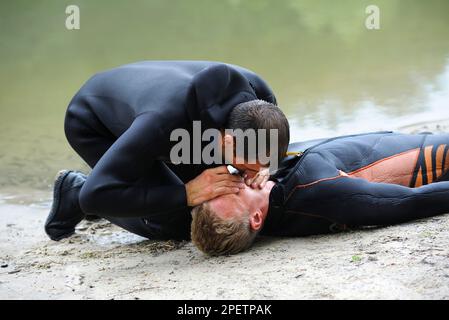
[226, 100, 290, 164]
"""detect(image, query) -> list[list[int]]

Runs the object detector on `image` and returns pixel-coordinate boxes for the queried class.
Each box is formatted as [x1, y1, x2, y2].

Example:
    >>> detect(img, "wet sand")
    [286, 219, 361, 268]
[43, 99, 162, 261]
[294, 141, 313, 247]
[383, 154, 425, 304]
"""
[1, 121, 449, 300]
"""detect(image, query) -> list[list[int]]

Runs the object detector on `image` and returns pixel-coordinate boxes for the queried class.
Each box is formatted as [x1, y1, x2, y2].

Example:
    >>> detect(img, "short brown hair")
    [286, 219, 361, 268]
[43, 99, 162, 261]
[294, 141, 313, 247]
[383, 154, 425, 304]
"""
[191, 202, 258, 256]
[227, 100, 290, 164]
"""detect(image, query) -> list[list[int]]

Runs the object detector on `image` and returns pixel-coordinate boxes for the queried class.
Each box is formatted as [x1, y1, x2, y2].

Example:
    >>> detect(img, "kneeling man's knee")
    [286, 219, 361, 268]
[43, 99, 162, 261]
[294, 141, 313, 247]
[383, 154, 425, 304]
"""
[64, 104, 84, 148]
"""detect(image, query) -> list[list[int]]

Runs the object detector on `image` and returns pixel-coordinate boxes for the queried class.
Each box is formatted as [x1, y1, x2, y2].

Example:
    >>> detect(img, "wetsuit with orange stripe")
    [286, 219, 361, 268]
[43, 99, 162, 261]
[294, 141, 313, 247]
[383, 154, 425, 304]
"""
[262, 131, 449, 236]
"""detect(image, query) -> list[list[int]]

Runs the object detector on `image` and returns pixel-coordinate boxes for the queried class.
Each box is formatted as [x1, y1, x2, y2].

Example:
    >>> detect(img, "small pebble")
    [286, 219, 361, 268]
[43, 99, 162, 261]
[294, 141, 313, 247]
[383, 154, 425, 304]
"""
[8, 269, 21, 274]
[1, 264, 8, 268]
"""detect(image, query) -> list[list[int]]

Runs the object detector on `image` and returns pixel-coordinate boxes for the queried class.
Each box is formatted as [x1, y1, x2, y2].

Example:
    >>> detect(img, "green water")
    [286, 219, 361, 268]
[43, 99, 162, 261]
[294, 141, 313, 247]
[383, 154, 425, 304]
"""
[1, 0, 449, 189]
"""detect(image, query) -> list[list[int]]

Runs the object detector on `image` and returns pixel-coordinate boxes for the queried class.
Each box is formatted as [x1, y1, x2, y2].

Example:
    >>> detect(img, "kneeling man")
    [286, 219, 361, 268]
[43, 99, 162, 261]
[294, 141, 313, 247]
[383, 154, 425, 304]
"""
[45, 60, 289, 241]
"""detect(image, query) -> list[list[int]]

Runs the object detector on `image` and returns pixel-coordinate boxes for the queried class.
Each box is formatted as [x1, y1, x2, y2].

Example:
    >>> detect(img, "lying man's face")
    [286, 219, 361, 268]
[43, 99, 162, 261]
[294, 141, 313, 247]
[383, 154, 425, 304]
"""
[220, 133, 272, 186]
[190, 180, 276, 255]
[208, 180, 275, 231]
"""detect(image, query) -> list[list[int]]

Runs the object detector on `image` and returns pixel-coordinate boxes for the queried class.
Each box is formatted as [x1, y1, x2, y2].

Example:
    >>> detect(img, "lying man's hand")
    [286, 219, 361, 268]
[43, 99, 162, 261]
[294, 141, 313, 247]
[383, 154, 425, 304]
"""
[185, 166, 245, 207]
[245, 167, 270, 189]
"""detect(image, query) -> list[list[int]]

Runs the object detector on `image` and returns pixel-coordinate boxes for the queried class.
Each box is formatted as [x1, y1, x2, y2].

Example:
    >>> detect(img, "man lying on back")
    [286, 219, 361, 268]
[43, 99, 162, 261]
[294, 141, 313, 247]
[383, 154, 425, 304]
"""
[191, 131, 449, 255]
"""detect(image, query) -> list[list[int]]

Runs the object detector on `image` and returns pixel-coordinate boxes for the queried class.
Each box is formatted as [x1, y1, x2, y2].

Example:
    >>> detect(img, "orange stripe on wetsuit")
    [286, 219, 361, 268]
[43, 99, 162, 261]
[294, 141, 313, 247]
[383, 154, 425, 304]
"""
[286, 144, 449, 199]
[411, 144, 449, 187]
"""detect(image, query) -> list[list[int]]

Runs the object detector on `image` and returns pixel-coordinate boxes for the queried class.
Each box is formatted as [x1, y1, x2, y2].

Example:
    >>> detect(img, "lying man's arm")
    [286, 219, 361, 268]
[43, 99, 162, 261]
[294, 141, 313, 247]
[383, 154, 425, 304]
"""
[301, 176, 449, 227]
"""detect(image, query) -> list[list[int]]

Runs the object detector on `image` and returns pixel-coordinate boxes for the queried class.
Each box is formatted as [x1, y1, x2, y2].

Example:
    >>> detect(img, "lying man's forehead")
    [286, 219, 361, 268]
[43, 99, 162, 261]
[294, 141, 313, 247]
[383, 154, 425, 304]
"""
[209, 194, 243, 216]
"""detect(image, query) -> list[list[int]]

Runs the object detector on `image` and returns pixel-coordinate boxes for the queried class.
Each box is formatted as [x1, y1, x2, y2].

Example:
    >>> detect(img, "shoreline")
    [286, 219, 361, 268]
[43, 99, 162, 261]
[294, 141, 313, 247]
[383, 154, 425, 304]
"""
[1, 195, 448, 299]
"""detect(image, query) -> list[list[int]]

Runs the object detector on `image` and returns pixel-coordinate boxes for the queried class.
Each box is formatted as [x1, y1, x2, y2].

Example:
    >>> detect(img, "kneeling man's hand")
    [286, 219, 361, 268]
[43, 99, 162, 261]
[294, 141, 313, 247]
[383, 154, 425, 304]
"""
[245, 167, 270, 189]
[185, 166, 245, 207]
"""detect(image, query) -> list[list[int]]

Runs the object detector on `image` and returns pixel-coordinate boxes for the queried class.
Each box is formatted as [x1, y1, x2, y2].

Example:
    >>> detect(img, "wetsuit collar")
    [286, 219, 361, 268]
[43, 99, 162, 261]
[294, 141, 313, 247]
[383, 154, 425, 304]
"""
[260, 183, 285, 235]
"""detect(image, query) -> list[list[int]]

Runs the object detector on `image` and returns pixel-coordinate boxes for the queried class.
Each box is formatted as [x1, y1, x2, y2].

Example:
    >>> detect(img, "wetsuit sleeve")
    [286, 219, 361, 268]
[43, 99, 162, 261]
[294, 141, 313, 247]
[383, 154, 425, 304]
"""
[303, 177, 449, 226]
[79, 112, 187, 218]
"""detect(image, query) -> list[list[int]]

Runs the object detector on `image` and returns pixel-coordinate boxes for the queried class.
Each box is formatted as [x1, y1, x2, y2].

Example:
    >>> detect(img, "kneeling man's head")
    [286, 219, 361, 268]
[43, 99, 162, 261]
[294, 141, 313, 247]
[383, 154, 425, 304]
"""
[224, 100, 290, 176]
[191, 181, 275, 256]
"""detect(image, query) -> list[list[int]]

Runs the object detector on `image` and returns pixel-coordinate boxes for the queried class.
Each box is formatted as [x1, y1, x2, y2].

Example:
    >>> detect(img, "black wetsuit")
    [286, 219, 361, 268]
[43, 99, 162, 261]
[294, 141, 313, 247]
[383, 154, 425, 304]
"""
[94, 131, 449, 240]
[262, 131, 449, 236]
[64, 60, 276, 239]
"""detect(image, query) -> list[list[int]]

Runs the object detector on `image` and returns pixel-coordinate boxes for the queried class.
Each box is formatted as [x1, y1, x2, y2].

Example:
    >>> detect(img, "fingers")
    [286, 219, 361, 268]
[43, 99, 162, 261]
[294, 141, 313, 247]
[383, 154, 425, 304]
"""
[205, 166, 243, 182]
[250, 175, 262, 189]
[206, 167, 242, 182]
[212, 186, 241, 198]
[215, 174, 243, 184]
[259, 175, 269, 188]
[189, 196, 208, 207]
[187, 166, 245, 206]
[188, 181, 243, 206]
[213, 180, 245, 190]
[191, 185, 240, 206]
[249, 175, 267, 189]
[247, 169, 270, 189]
[209, 166, 231, 174]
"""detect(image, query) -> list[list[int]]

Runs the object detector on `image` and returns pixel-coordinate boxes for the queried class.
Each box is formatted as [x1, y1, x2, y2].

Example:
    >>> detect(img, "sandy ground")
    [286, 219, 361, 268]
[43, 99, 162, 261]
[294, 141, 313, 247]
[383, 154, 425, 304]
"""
[1, 121, 449, 300]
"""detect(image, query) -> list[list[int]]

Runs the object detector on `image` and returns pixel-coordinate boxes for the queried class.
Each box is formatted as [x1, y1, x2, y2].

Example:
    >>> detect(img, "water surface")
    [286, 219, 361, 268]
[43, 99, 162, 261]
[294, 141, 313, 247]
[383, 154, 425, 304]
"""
[1, 0, 448, 189]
